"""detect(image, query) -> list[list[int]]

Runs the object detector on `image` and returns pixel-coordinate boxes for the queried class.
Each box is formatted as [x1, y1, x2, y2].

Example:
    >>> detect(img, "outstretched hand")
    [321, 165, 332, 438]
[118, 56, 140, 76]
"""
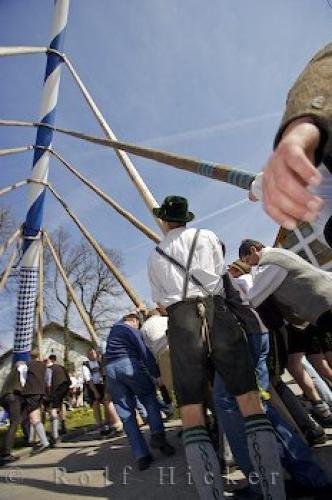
[262, 120, 324, 229]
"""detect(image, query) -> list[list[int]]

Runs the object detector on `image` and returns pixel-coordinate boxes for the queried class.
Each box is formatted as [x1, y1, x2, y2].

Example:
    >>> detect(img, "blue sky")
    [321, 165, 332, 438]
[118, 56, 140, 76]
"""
[0, 0, 331, 347]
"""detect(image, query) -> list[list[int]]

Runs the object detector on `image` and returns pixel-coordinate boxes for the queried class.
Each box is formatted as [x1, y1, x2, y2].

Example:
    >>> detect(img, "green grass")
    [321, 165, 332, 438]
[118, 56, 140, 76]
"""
[0, 407, 95, 450]
[63, 406, 95, 430]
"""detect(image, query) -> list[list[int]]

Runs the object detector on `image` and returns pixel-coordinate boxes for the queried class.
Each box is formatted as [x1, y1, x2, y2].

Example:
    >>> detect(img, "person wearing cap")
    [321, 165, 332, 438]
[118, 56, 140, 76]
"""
[104, 311, 175, 471]
[238, 239, 332, 331]
[148, 195, 285, 500]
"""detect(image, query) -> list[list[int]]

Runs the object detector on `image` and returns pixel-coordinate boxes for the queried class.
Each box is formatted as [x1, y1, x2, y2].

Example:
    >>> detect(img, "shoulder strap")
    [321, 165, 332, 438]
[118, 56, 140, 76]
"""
[155, 231, 209, 296]
[182, 229, 201, 300]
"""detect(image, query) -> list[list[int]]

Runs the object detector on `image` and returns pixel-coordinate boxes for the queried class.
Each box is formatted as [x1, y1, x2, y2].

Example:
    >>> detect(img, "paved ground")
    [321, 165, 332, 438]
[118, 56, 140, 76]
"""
[0, 418, 331, 500]
[1, 372, 332, 500]
[0, 421, 202, 500]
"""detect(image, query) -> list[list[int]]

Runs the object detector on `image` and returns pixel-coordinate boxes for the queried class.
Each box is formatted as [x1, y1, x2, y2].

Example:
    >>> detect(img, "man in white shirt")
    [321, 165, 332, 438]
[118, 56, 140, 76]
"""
[239, 239, 332, 331]
[148, 195, 285, 500]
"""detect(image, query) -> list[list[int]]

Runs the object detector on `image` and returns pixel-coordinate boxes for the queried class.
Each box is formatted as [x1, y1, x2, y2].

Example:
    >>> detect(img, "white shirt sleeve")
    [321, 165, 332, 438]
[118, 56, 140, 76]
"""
[17, 364, 28, 388]
[45, 367, 53, 387]
[82, 365, 91, 383]
[234, 274, 252, 299]
[148, 254, 168, 305]
[211, 234, 225, 278]
[249, 264, 288, 308]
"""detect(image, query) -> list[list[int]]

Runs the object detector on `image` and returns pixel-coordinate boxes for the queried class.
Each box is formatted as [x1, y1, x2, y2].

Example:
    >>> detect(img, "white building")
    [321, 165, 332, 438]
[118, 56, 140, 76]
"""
[0, 322, 94, 391]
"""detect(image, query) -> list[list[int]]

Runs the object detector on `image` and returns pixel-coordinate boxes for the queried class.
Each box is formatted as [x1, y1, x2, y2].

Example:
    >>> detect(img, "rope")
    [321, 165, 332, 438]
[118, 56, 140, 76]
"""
[0, 46, 48, 57]
[0, 228, 21, 258]
[0, 179, 29, 197]
[45, 147, 161, 244]
[0, 248, 18, 291]
[43, 230, 99, 347]
[0, 119, 256, 190]
[0, 146, 34, 156]
[62, 54, 165, 234]
[0, 144, 161, 243]
[33, 180, 145, 308]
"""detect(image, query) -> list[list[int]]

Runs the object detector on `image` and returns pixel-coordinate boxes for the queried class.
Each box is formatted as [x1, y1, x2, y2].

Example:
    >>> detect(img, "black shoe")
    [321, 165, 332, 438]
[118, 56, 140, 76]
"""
[100, 425, 112, 437]
[304, 426, 327, 446]
[49, 436, 61, 448]
[137, 454, 154, 471]
[59, 422, 67, 435]
[150, 432, 175, 456]
[314, 484, 332, 500]
[311, 401, 332, 427]
[285, 479, 332, 499]
[30, 443, 51, 455]
[233, 486, 263, 500]
[0, 454, 17, 466]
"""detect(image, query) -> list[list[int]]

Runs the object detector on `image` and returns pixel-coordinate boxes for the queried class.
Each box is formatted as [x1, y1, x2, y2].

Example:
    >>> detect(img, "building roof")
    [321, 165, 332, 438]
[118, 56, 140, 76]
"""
[44, 322, 94, 346]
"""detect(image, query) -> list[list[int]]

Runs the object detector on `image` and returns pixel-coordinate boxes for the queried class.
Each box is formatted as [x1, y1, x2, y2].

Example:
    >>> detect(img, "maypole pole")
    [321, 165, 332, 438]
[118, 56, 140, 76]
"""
[13, 0, 70, 362]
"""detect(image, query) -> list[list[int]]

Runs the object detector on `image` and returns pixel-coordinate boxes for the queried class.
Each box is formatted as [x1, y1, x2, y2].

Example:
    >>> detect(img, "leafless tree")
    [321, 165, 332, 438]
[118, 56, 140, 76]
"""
[0, 205, 16, 245]
[43, 227, 124, 360]
[0, 205, 20, 293]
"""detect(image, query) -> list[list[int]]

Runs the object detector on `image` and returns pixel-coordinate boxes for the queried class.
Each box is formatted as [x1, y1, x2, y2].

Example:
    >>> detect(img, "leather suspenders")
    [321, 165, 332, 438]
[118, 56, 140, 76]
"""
[155, 229, 210, 299]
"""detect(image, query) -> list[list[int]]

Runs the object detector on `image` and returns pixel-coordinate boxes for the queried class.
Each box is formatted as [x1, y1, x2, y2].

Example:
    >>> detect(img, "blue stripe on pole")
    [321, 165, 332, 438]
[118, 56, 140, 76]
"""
[50, 30, 66, 51]
[14, 0, 69, 362]
[44, 52, 63, 81]
[44, 29, 67, 81]
[197, 162, 215, 178]
[31, 111, 57, 165]
[23, 189, 47, 236]
[227, 170, 254, 189]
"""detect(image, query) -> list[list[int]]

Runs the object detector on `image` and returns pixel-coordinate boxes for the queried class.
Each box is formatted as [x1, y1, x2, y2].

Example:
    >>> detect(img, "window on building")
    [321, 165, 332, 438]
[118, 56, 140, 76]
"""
[308, 239, 332, 266]
[298, 222, 313, 238]
[297, 249, 311, 262]
[281, 231, 299, 249]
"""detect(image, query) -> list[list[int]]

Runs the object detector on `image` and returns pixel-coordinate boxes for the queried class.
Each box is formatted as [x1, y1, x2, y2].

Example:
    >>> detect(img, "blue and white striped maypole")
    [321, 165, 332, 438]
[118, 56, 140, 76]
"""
[13, 0, 70, 362]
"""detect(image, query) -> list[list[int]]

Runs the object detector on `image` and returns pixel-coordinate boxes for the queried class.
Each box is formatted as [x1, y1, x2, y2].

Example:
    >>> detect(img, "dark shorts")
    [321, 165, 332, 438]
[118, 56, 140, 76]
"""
[86, 383, 105, 404]
[288, 323, 332, 355]
[49, 383, 70, 408]
[24, 394, 44, 413]
[166, 295, 257, 406]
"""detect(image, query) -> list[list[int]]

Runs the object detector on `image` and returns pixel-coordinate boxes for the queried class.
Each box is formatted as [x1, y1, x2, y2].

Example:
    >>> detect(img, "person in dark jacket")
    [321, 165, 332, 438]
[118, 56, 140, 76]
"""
[0, 361, 27, 464]
[105, 311, 175, 470]
[21, 349, 49, 453]
[45, 354, 70, 445]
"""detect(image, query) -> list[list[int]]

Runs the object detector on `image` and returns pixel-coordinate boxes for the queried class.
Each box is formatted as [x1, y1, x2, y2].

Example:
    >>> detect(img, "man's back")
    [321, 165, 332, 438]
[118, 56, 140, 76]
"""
[256, 247, 332, 324]
[22, 360, 46, 396]
[50, 364, 70, 392]
[148, 226, 225, 307]
[141, 315, 168, 357]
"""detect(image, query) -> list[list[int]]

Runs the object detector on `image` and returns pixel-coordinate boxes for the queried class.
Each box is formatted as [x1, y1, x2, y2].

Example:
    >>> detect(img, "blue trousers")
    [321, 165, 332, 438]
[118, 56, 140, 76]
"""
[106, 357, 164, 459]
[247, 333, 270, 391]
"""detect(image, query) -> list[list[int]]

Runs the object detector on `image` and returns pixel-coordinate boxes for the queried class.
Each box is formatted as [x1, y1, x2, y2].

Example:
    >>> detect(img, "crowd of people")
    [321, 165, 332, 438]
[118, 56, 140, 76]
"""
[0, 42, 332, 500]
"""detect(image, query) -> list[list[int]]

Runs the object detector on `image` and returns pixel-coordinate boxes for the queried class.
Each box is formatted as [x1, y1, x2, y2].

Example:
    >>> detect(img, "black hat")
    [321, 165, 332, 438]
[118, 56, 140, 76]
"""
[152, 196, 194, 223]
